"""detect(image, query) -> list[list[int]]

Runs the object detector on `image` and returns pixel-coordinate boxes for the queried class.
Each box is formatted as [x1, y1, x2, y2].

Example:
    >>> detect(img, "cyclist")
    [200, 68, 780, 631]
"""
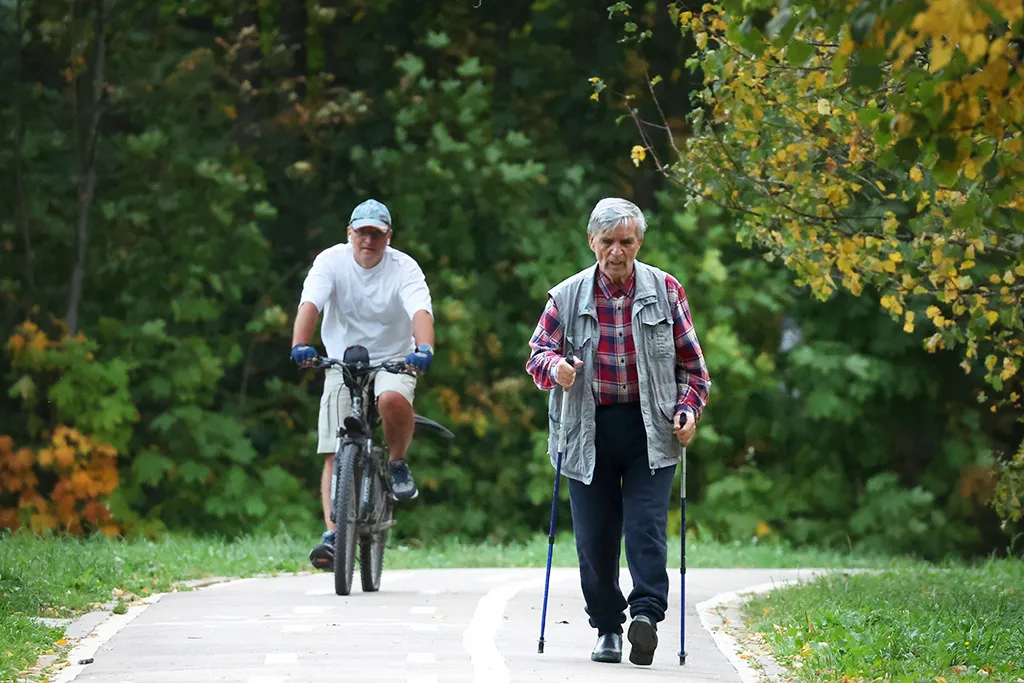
[290, 198, 435, 570]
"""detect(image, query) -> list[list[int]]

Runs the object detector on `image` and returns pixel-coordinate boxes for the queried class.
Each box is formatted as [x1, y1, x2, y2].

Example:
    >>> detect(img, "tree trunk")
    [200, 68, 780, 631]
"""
[65, 0, 106, 335]
[235, 0, 261, 140]
[14, 0, 36, 314]
[279, 0, 308, 99]
[321, 0, 345, 78]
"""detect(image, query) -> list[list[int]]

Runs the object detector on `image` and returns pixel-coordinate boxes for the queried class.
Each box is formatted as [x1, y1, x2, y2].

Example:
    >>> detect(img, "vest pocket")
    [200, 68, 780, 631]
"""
[640, 315, 674, 358]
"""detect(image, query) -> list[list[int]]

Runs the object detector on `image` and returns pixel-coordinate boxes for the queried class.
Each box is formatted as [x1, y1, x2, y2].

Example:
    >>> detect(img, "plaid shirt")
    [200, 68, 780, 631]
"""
[526, 269, 711, 420]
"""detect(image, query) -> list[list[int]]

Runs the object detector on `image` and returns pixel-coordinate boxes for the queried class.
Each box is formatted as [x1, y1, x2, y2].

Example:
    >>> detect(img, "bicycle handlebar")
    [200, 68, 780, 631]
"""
[305, 355, 418, 377]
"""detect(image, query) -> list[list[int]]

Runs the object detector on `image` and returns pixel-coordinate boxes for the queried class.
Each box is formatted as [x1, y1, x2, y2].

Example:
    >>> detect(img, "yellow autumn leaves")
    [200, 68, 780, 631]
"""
[890, 0, 1024, 72]
[630, 145, 646, 167]
[651, 1, 1023, 402]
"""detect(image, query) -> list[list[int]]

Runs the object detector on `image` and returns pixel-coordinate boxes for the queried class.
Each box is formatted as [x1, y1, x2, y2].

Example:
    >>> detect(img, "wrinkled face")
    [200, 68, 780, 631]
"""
[348, 226, 390, 267]
[589, 220, 642, 283]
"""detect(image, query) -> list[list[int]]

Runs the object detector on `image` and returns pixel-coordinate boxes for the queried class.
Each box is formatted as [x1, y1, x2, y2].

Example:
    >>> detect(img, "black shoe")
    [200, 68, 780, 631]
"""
[388, 459, 418, 502]
[627, 615, 658, 666]
[309, 530, 334, 571]
[590, 632, 622, 663]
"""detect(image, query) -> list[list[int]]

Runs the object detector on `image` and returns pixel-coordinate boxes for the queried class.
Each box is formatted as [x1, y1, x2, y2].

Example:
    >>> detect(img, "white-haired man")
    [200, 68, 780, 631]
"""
[291, 198, 435, 570]
[525, 197, 711, 666]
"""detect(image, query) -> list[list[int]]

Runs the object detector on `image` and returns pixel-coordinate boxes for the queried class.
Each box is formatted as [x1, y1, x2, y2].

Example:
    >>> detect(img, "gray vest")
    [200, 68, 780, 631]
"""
[546, 261, 683, 484]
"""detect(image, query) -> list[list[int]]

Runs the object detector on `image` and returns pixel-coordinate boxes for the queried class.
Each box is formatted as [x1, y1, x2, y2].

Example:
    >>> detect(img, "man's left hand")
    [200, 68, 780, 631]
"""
[673, 411, 696, 446]
[405, 344, 433, 373]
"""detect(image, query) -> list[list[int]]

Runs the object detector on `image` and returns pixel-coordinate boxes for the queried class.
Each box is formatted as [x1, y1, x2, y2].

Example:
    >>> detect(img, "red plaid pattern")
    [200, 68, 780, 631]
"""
[526, 270, 711, 420]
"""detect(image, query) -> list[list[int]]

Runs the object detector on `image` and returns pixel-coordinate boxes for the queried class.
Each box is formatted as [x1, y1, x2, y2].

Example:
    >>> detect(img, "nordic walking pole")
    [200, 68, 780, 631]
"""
[678, 437, 688, 665]
[538, 355, 577, 654]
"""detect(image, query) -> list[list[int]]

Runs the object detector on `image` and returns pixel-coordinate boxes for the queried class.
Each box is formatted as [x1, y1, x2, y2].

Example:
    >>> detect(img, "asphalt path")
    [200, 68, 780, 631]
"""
[49, 566, 828, 683]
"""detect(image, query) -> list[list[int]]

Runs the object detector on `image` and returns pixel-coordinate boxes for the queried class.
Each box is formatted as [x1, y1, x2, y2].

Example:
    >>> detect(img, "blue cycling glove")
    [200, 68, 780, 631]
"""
[291, 344, 319, 366]
[405, 344, 433, 372]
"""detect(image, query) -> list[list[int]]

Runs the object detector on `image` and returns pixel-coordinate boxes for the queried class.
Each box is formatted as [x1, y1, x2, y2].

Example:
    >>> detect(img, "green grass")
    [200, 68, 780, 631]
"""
[392, 531, 910, 570]
[0, 617, 61, 682]
[0, 529, 907, 681]
[744, 560, 1024, 682]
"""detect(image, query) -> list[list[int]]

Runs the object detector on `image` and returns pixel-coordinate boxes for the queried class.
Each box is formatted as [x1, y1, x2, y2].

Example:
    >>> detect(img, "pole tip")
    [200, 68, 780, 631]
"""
[678, 650, 687, 665]
[538, 640, 545, 654]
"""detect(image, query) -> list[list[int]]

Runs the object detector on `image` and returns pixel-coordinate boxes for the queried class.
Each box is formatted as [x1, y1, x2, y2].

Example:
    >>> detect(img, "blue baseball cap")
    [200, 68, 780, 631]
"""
[349, 198, 392, 232]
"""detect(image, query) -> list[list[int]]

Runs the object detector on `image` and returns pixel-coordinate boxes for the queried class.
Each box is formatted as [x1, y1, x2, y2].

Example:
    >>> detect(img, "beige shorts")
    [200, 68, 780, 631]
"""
[317, 369, 417, 454]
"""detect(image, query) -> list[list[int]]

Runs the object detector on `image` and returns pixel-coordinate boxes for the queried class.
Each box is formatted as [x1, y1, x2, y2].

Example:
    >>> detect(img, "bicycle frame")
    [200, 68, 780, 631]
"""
[315, 347, 414, 533]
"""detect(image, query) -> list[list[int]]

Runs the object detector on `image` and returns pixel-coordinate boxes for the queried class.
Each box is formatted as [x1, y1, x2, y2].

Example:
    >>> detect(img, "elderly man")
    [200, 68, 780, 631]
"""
[525, 197, 711, 666]
[291, 198, 435, 570]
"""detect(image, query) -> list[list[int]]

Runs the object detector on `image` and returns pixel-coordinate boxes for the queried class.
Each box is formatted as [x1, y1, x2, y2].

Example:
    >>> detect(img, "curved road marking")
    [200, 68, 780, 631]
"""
[462, 574, 569, 683]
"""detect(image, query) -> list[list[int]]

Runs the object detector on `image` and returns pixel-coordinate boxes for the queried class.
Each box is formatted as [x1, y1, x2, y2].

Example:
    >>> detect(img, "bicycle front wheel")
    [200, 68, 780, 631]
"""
[359, 474, 392, 593]
[333, 442, 360, 596]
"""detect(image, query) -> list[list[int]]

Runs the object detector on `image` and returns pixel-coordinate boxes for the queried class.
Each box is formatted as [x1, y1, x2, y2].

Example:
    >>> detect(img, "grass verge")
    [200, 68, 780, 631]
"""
[743, 560, 1024, 682]
[0, 529, 902, 680]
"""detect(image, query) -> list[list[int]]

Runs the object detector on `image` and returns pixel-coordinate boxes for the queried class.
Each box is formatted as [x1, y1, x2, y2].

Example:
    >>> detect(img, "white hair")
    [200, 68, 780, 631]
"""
[586, 197, 647, 238]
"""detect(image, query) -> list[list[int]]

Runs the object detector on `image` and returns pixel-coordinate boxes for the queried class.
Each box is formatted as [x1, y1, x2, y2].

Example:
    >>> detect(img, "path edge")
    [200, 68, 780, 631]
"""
[695, 569, 834, 683]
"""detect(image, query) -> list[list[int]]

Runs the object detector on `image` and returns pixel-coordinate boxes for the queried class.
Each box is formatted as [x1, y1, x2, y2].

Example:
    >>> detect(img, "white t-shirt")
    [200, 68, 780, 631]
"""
[299, 243, 433, 363]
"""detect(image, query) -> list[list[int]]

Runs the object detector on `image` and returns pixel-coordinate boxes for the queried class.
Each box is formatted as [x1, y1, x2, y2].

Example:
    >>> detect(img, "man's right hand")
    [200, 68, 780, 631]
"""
[554, 356, 581, 390]
[291, 344, 319, 366]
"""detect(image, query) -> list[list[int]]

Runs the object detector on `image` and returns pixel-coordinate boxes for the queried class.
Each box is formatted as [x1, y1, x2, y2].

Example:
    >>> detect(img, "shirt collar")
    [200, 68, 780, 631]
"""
[596, 269, 635, 299]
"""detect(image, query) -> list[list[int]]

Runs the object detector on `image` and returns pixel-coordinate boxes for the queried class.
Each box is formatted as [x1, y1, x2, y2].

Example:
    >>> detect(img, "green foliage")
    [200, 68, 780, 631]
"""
[0, 0, 1020, 556]
[643, 197, 998, 559]
[993, 440, 1024, 525]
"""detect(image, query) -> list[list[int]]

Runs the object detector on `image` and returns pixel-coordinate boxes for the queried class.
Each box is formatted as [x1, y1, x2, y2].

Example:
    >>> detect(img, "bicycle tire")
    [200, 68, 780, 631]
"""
[333, 442, 359, 596]
[359, 468, 391, 592]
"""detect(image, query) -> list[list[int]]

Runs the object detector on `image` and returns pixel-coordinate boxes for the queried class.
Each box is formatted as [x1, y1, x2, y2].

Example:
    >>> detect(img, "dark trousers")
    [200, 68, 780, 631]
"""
[568, 401, 676, 635]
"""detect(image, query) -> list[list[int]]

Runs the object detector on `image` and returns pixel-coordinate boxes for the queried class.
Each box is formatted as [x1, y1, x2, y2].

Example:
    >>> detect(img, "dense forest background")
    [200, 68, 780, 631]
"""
[2, 0, 1021, 560]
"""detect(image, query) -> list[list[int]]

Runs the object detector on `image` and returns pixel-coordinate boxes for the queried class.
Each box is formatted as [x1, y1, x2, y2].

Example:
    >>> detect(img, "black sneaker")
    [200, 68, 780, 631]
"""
[388, 459, 419, 502]
[309, 530, 334, 571]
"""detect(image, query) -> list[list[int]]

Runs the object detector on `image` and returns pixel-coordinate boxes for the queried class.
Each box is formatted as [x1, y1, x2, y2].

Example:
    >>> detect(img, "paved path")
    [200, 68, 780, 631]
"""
[56, 567, 823, 683]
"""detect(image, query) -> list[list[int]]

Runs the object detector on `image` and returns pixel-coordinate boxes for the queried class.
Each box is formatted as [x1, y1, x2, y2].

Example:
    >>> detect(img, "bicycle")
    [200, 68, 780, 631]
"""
[308, 345, 454, 596]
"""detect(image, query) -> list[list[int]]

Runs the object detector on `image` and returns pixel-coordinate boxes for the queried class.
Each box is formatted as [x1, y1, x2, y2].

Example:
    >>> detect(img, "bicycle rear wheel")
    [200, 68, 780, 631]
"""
[359, 467, 392, 592]
[333, 442, 359, 596]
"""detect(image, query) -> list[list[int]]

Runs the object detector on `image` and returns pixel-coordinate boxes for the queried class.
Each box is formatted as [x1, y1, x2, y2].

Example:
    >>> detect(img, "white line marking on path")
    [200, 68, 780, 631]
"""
[282, 624, 315, 633]
[462, 573, 570, 683]
[409, 623, 438, 632]
[247, 677, 284, 683]
[418, 589, 444, 595]
[293, 605, 331, 615]
[264, 653, 299, 665]
[52, 595, 163, 683]
[410, 606, 436, 615]
[407, 653, 437, 664]
[406, 676, 439, 683]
